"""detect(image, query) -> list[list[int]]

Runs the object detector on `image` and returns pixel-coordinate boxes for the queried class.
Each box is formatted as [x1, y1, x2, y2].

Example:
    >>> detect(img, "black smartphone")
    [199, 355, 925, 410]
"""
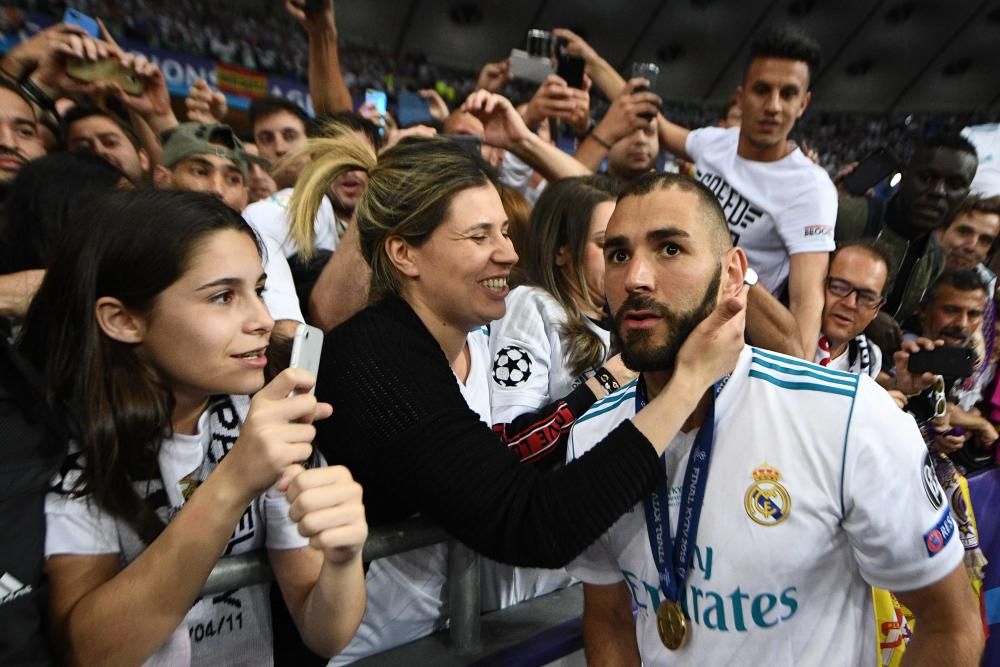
[556, 40, 585, 88]
[843, 148, 901, 196]
[908, 345, 976, 378]
[630, 62, 660, 121]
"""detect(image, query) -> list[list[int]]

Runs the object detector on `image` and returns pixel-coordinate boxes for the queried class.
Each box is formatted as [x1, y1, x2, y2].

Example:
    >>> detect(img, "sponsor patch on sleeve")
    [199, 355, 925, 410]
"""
[923, 509, 955, 557]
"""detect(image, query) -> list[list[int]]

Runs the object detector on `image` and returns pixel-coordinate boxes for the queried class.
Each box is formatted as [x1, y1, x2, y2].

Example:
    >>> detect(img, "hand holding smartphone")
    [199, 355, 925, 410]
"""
[289, 323, 324, 396]
[630, 62, 660, 121]
[907, 345, 975, 378]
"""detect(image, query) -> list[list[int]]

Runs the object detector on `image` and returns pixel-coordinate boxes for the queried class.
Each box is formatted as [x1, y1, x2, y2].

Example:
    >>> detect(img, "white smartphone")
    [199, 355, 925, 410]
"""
[289, 323, 324, 395]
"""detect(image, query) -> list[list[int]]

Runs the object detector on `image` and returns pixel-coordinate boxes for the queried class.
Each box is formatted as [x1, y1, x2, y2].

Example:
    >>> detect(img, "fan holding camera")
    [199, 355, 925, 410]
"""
[897, 269, 998, 463]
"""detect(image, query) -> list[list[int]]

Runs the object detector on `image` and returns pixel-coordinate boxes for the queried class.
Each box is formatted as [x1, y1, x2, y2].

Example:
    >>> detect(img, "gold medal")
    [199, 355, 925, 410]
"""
[656, 600, 688, 650]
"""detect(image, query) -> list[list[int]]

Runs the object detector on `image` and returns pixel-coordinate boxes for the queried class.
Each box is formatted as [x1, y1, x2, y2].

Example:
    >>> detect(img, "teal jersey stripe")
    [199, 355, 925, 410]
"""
[578, 391, 637, 425]
[750, 355, 857, 388]
[590, 378, 639, 410]
[752, 347, 856, 381]
[749, 369, 857, 398]
[478, 326, 489, 336]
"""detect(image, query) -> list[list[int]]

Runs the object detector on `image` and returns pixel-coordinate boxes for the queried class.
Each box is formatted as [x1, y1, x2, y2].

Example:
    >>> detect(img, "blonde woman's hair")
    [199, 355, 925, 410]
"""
[284, 127, 500, 300]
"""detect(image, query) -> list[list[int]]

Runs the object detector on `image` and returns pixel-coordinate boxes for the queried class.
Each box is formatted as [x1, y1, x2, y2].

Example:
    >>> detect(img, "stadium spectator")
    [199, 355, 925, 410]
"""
[910, 270, 997, 459]
[64, 105, 149, 183]
[837, 135, 979, 325]
[20, 189, 367, 665]
[0, 152, 124, 279]
[815, 242, 890, 379]
[565, 171, 982, 665]
[489, 175, 627, 422]
[154, 122, 249, 212]
[657, 25, 836, 361]
[244, 142, 278, 204]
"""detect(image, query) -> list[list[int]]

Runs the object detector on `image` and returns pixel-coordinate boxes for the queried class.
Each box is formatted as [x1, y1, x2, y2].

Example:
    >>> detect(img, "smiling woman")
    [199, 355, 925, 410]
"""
[18, 190, 368, 665]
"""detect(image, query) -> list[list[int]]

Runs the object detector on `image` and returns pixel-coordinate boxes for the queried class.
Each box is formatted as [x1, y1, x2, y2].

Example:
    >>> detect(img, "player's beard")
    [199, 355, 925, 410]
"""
[614, 267, 721, 372]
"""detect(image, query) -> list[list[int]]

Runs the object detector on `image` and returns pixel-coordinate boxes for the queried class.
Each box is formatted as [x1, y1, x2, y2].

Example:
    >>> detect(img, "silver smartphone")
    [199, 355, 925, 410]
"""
[289, 323, 324, 395]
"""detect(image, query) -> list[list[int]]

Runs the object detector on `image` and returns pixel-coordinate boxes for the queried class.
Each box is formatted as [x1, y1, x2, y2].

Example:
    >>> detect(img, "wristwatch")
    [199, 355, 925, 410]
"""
[743, 267, 759, 287]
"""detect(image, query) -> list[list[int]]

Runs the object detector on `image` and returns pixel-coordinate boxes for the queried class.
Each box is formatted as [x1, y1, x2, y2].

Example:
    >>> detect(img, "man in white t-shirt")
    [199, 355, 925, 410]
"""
[567, 171, 982, 665]
[657, 25, 835, 359]
[814, 242, 889, 378]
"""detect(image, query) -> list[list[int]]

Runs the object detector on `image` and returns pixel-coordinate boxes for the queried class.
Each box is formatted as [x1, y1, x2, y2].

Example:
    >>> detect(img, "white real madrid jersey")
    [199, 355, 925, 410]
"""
[566, 346, 961, 666]
[489, 286, 611, 424]
[685, 127, 837, 295]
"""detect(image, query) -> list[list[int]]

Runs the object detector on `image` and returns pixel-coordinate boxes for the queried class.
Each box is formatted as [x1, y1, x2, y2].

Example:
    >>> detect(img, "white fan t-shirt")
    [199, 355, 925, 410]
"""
[686, 126, 837, 295]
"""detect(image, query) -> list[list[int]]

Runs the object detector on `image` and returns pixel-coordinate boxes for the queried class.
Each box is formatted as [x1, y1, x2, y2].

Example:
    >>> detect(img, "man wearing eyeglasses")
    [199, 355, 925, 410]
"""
[815, 243, 890, 378]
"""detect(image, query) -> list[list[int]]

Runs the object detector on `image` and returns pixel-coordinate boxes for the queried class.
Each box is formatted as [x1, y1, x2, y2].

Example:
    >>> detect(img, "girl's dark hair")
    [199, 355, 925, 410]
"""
[525, 175, 622, 378]
[19, 189, 261, 544]
[0, 152, 125, 273]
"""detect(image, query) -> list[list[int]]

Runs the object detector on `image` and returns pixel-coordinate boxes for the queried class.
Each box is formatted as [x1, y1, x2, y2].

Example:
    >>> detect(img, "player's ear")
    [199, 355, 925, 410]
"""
[722, 247, 748, 297]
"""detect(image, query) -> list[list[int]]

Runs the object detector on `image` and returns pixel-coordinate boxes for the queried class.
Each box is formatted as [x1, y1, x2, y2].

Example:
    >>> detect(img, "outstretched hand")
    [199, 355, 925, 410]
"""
[460, 89, 532, 150]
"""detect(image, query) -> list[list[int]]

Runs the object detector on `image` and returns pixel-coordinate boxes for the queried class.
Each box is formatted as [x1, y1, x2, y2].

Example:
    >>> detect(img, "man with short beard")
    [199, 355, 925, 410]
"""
[565, 172, 982, 665]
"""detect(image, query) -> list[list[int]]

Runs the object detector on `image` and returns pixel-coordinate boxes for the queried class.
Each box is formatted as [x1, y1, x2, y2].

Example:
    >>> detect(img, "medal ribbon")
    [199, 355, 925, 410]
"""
[639, 377, 717, 606]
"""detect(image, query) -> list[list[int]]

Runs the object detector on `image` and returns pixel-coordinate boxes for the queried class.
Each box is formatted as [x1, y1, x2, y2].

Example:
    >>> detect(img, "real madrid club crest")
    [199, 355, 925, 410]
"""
[744, 463, 791, 526]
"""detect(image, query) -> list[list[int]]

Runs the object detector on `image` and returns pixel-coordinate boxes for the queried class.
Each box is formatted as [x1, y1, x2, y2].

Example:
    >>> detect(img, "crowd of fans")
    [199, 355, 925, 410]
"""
[1, 3, 1000, 666]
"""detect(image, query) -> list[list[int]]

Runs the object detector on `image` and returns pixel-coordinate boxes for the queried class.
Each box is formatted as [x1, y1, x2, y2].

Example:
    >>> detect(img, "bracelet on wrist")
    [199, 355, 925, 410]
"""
[593, 366, 621, 395]
[590, 130, 612, 150]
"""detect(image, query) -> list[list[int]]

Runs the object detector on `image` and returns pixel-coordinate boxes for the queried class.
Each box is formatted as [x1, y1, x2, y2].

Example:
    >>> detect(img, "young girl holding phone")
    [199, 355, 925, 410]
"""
[20, 190, 367, 665]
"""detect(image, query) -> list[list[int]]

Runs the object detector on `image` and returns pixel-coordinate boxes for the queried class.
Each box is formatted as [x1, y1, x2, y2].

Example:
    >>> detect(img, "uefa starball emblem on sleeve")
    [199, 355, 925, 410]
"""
[744, 463, 791, 526]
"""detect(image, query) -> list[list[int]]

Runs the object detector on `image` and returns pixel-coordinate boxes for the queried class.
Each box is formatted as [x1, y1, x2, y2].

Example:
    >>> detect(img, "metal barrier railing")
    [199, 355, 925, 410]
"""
[200, 516, 482, 649]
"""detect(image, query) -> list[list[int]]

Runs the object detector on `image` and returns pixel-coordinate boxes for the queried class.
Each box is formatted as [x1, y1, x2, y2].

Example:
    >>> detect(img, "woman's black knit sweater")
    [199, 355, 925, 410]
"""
[314, 296, 662, 568]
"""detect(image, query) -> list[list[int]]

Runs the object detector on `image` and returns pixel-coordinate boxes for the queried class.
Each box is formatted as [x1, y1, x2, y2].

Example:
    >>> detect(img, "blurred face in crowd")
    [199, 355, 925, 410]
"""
[560, 200, 615, 312]
[898, 148, 978, 235]
[821, 247, 888, 352]
[253, 110, 308, 187]
[396, 184, 516, 333]
[243, 142, 278, 204]
[155, 152, 248, 213]
[0, 88, 45, 188]
[604, 185, 744, 373]
[936, 209, 1000, 271]
[67, 114, 149, 183]
[607, 122, 658, 183]
[720, 102, 742, 129]
[918, 284, 987, 347]
[736, 57, 810, 159]
[329, 130, 372, 219]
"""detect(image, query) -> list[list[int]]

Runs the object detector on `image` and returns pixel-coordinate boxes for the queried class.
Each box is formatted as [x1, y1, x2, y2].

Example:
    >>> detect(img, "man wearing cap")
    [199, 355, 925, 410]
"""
[154, 122, 250, 212]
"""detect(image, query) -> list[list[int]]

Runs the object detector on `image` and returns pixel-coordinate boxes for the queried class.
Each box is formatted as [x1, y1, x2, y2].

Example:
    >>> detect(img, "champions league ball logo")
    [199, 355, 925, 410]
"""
[492, 345, 533, 387]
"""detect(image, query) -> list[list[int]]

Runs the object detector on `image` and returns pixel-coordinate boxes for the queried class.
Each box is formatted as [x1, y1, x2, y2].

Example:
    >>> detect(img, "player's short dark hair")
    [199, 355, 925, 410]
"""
[248, 96, 314, 135]
[314, 111, 383, 151]
[914, 133, 978, 162]
[832, 240, 893, 295]
[621, 171, 732, 254]
[923, 268, 988, 307]
[63, 104, 142, 149]
[745, 24, 821, 86]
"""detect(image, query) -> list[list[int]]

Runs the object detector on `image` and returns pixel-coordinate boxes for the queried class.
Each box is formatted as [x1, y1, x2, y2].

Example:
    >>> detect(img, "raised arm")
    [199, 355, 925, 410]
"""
[461, 89, 590, 181]
[745, 282, 805, 358]
[574, 79, 661, 172]
[286, 0, 353, 115]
